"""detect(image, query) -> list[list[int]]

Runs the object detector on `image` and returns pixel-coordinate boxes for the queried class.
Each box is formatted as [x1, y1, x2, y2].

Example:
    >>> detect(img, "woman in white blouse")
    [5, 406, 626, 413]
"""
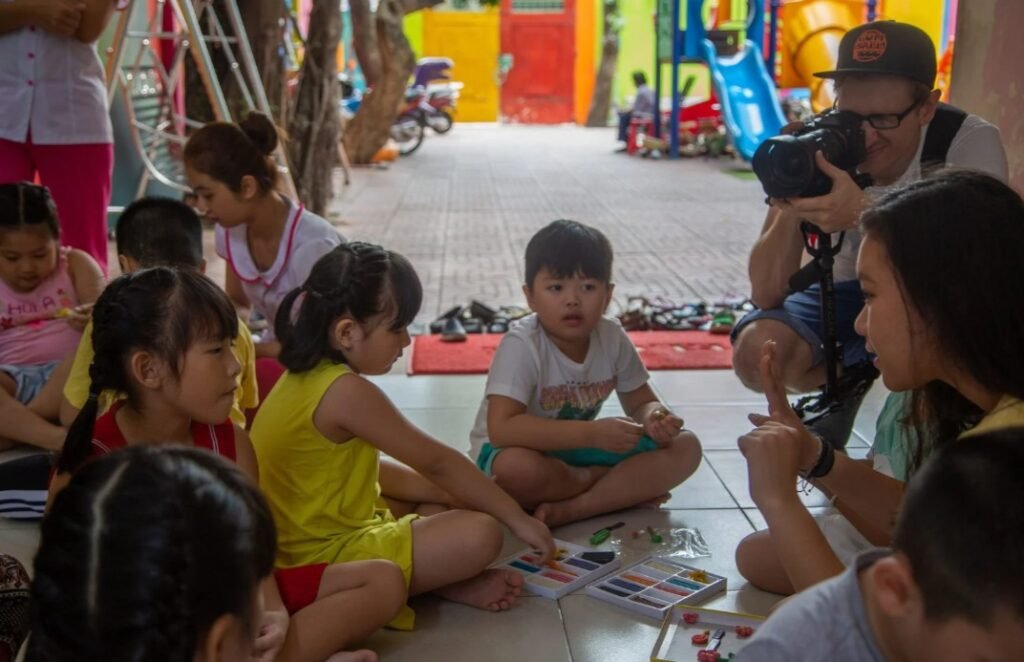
[0, 0, 125, 274]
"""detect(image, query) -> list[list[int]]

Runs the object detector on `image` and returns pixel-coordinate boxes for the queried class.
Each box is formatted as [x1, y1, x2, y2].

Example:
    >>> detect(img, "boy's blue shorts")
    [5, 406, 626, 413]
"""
[0, 362, 59, 404]
[476, 435, 659, 476]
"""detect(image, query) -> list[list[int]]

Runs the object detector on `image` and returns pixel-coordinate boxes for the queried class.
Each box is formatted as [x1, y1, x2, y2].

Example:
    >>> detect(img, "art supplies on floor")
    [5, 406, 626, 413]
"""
[585, 556, 727, 619]
[496, 540, 621, 599]
[651, 605, 766, 662]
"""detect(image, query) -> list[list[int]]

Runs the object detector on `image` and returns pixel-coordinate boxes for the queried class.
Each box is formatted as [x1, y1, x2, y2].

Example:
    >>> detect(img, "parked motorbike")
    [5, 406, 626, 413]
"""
[413, 57, 460, 135]
[389, 87, 429, 156]
[423, 81, 461, 134]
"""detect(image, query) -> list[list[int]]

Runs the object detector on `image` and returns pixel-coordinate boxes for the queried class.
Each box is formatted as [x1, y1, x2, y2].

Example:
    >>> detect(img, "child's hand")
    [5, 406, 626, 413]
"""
[510, 514, 554, 564]
[251, 607, 289, 662]
[643, 407, 684, 446]
[591, 417, 644, 454]
[63, 304, 93, 331]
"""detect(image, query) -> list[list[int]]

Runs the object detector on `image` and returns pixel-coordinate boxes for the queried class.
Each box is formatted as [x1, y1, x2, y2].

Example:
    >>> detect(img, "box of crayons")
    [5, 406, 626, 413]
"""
[650, 605, 766, 661]
[495, 539, 621, 599]
[584, 556, 727, 619]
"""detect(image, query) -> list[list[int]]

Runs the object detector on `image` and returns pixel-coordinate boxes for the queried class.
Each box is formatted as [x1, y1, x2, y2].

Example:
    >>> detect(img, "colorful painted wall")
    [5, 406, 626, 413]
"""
[950, 0, 1023, 194]
[398, 0, 957, 124]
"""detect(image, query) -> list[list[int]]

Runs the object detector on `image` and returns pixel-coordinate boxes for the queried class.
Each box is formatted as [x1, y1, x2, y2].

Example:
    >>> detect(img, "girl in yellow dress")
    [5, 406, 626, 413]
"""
[251, 242, 553, 659]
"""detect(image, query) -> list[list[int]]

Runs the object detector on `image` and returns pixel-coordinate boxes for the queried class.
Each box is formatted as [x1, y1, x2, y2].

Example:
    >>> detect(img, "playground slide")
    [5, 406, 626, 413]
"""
[701, 39, 786, 162]
[779, 0, 864, 111]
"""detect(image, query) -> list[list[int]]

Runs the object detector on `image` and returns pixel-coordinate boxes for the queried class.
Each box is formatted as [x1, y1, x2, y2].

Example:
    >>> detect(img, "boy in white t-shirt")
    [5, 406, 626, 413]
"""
[469, 220, 702, 527]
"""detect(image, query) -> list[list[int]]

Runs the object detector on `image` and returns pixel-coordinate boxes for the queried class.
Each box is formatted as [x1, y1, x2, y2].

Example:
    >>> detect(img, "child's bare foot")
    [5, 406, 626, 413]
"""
[536, 491, 671, 528]
[435, 568, 523, 611]
[637, 493, 671, 509]
[533, 498, 584, 528]
[325, 650, 377, 662]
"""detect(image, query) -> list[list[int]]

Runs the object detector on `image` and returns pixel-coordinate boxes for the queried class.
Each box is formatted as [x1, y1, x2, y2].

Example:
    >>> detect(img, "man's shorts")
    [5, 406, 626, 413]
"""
[0, 362, 59, 404]
[477, 435, 660, 476]
[730, 281, 868, 367]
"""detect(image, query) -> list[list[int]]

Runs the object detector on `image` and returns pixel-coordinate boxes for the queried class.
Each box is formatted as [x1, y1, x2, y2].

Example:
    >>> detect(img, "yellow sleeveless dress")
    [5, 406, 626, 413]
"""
[251, 360, 418, 629]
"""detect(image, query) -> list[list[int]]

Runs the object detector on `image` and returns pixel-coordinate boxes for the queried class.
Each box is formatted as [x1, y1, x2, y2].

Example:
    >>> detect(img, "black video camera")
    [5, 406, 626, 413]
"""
[752, 110, 868, 199]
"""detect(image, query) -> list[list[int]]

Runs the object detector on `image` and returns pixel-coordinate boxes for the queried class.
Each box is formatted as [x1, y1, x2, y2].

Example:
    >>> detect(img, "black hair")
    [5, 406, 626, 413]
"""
[30, 446, 276, 661]
[115, 197, 203, 269]
[0, 181, 60, 238]
[860, 169, 1024, 473]
[184, 112, 279, 193]
[57, 268, 239, 474]
[894, 427, 1024, 625]
[632, 71, 647, 87]
[524, 220, 613, 289]
[275, 242, 422, 373]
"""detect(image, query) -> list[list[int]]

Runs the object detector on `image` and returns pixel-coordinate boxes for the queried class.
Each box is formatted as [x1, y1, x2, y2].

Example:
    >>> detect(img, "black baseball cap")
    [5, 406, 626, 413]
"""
[814, 21, 937, 88]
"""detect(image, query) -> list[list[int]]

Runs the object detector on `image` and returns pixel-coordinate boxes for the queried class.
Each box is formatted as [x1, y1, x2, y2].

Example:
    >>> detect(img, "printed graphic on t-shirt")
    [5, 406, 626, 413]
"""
[0, 288, 75, 330]
[541, 377, 617, 420]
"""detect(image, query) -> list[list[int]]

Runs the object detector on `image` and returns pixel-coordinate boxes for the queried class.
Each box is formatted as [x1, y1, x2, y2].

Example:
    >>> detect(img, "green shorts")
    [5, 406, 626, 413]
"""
[476, 435, 659, 476]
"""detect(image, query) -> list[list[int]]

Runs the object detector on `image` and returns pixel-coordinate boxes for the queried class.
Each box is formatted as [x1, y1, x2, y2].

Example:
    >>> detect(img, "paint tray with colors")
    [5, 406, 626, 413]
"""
[585, 557, 727, 619]
[650, 605, 766, 662]
[495, 540, 621, 599]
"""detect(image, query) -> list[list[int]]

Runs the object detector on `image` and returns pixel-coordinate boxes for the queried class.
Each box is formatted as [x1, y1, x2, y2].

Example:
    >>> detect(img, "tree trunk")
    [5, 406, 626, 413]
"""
[286, 0, 342, 214]
[349, 0, 382, 87]
[241, 0, 288, 123]
[585, 0, 620, 127]
[342, 0, 417, 164]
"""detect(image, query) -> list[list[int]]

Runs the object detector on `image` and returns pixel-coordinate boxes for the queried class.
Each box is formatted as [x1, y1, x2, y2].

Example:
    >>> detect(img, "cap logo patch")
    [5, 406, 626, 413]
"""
[852, 29, 887, 62]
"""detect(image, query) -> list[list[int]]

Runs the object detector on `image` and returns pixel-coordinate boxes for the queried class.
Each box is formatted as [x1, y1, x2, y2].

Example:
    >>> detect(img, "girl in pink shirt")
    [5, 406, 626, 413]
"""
[0, 182, 103, 450]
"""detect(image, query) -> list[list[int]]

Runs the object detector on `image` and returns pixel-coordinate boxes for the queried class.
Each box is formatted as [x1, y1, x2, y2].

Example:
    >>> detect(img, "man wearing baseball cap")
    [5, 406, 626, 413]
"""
[730, 21, 1009, 593]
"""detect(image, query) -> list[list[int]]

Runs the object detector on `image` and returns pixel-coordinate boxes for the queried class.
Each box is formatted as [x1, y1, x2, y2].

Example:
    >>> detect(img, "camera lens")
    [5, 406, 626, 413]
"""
[752, 135, 817, 199]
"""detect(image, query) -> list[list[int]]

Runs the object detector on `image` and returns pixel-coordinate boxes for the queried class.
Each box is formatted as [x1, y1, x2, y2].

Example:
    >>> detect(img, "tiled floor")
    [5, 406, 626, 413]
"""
[0, 369, 890, 662]
[0, 124, 893, 660]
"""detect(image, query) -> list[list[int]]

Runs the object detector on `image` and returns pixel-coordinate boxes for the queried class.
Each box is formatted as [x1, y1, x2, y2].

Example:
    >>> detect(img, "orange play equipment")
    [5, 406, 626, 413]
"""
[775, 0, 868, 111]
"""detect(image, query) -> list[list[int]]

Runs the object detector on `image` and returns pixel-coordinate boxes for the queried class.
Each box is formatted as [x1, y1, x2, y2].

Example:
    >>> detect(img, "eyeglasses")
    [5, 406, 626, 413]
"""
[834, 98, 923, 130]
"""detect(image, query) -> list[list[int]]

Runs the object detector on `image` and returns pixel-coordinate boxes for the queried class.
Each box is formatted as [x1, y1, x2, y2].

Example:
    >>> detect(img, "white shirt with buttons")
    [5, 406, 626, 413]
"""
[0, 2, 113, 145]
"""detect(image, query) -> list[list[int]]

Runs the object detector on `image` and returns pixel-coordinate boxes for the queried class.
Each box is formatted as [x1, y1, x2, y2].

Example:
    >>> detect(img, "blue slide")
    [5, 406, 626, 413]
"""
[701, 39, 786, 162]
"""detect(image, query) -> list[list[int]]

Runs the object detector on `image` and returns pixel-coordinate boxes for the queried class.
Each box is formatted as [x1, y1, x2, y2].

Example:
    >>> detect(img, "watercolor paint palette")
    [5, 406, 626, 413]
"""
[650, 605, 766, 662]
[584, 556, 727, 619]
[495, 540, 621, 599]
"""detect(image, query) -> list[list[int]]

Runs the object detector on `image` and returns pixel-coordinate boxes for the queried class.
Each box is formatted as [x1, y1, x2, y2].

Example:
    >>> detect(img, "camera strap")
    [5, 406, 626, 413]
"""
[920, 103, 967, 168]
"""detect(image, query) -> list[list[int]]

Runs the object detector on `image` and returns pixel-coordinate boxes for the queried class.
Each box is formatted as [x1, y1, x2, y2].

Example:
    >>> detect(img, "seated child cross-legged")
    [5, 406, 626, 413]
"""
[31, 446, 278, 662]
[0, 182, 104, 451]
[469, 220, 702, 527]
[251, 242, 554, 653]
[735, 429, 1024, 662]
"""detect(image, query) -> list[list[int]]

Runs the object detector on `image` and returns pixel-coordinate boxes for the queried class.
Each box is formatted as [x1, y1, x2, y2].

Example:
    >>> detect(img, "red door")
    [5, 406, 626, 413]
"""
[500, 0, 576, 124]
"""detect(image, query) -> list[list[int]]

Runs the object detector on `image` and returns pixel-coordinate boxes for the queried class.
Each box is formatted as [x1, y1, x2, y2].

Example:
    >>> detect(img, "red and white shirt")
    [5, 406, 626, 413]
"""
[89, 401, 237, 462]
[214, 197, 344, 341]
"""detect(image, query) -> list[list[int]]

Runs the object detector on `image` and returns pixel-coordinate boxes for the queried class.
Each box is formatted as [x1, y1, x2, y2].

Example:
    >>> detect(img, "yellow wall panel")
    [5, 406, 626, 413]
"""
[422, 9, 500, 122]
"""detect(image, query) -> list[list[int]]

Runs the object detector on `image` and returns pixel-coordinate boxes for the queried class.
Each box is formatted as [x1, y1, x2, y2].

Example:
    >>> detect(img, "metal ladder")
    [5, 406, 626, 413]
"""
[103, 0, 298, 200]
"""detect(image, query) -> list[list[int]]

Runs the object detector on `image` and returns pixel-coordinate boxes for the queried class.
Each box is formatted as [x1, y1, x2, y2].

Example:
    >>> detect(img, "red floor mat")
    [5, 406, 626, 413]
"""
[409, 330, 733, 375]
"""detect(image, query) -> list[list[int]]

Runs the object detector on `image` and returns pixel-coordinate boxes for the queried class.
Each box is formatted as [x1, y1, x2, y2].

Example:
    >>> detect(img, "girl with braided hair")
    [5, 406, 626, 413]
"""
[49, 266, 396, 662]
[30, 446, 276, 661]
[46, 266, 303, 660]
[251, 242, 554, 660]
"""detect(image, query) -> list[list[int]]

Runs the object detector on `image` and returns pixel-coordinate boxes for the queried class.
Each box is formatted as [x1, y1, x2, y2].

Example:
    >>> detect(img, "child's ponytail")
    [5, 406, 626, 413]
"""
[184, 112, 280, 193]
[276, 242, 423, 373]
[56, 363, 111, 474]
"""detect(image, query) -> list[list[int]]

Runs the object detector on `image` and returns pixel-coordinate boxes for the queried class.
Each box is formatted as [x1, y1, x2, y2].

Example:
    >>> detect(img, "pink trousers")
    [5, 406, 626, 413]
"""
[0, 138, 113, 274]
